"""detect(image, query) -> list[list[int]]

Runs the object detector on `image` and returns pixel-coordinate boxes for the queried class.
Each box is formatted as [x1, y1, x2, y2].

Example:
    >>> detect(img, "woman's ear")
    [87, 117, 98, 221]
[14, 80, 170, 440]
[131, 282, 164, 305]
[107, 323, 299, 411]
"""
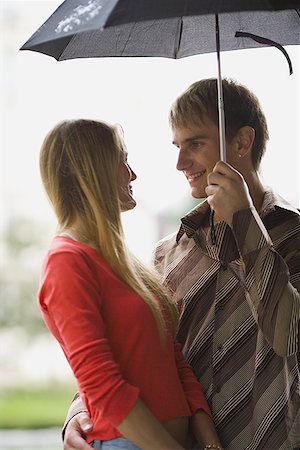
[236, 126, 255, 158]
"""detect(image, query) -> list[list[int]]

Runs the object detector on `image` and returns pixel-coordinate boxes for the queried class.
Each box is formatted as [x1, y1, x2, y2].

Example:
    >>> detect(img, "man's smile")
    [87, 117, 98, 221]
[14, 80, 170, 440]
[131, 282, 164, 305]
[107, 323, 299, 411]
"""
[185, 170, 206, 184]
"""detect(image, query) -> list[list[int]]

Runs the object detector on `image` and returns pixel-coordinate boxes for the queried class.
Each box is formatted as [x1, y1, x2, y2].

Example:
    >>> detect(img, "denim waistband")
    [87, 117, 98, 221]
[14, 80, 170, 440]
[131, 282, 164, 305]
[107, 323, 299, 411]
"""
[89, 437, 140, 449]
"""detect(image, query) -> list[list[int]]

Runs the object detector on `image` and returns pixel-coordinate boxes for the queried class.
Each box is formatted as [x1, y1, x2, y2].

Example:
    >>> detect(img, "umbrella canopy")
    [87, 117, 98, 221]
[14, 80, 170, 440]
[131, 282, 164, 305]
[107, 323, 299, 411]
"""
[21, 1, 300, 61]
[20, 0, 300, 161]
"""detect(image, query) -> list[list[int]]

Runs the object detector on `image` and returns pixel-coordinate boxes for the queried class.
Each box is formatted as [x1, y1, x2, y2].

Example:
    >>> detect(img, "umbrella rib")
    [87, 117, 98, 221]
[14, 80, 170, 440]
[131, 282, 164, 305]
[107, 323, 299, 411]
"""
[57, 34, 78, 61]
[174, 17, 183, 59]
[118, 24, 135, 56]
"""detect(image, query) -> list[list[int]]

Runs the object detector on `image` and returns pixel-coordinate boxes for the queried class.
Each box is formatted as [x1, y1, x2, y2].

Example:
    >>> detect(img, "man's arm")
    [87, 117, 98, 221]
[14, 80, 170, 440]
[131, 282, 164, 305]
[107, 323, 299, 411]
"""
[64, 411, 93, 450]
[230, 205, 300, 356]
[62, 393, 91, 448]
[63, 398, 186, 450]
[206, 161, 300, 356]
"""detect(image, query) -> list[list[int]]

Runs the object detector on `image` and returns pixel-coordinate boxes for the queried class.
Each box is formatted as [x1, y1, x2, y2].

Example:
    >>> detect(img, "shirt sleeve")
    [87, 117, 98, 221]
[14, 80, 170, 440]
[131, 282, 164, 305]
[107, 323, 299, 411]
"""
[231, 206, 300, 357]
[39, 251, 140, 427]
[173, 341, 212, 418]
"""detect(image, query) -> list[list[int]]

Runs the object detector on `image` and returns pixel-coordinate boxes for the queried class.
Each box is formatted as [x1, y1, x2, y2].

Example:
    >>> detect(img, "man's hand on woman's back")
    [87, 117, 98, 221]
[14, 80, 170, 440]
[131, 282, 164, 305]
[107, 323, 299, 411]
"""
[64, 412, 93, 450]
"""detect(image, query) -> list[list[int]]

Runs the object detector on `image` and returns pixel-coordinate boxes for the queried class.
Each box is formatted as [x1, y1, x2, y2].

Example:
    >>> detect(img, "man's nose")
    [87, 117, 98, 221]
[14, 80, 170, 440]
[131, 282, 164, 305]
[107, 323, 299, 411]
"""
[176, 148, 191, 171]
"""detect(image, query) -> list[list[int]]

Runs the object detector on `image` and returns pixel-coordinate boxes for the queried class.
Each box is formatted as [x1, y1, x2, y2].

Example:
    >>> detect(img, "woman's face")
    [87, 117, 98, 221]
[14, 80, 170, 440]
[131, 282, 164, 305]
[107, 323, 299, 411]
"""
[117, 142, 137, 212]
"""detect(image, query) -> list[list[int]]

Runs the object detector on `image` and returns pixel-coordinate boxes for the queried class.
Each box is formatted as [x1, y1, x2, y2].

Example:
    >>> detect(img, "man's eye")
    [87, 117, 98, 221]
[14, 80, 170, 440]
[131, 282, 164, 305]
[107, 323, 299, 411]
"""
[190, 141, 202, 149]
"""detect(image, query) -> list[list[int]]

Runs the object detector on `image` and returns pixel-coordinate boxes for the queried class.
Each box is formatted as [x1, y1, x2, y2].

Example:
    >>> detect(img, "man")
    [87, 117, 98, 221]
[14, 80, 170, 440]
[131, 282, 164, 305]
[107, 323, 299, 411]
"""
[63, 79, 300, 449]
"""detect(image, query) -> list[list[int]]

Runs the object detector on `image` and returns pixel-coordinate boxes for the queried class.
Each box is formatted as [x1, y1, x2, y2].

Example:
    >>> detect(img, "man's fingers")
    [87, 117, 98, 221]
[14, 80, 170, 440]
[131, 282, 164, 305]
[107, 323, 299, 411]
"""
[213, 160, 235, 173]
[63, 413, 93, 450]
[207, 170, 230, 189]
[206, 195, 214, 208]
[205, 161, 253, 225]
[205, 184, 219, 196]
[77, 412, 93, 433]
[64, 430, 92, 450]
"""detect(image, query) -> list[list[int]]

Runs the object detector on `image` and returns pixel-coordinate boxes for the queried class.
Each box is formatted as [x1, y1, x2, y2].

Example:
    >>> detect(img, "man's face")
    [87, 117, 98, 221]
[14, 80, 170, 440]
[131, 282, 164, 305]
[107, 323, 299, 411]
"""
[172, 119, 237, 198]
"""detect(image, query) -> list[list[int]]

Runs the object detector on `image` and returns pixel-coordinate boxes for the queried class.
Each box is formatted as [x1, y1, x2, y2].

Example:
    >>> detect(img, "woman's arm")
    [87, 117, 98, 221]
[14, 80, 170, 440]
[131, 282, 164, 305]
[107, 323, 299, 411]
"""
[117, 398, 184, 449]
[191, 409, 223, 449]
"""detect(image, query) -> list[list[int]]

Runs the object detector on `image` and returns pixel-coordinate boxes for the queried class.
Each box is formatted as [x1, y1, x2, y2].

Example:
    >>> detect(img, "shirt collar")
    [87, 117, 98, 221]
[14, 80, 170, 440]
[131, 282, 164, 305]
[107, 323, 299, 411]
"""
[260, 188, 300, 217]
[176, 199, 210, 243]
[176, 188, 299, 243]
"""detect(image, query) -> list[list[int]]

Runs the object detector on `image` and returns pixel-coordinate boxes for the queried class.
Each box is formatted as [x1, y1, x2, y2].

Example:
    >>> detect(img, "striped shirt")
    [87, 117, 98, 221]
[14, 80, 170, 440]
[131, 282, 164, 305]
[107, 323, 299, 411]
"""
[153, 189, 300, 450]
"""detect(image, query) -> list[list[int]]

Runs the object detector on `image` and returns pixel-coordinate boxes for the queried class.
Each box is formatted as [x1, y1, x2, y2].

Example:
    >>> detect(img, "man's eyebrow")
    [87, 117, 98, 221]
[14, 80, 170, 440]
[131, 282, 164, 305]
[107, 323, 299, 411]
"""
[172, 134, 208, 145]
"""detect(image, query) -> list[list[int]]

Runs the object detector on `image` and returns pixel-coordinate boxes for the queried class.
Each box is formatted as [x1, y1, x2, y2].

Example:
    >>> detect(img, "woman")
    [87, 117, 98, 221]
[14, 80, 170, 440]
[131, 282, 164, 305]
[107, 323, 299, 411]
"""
[38, 119, 223, 450]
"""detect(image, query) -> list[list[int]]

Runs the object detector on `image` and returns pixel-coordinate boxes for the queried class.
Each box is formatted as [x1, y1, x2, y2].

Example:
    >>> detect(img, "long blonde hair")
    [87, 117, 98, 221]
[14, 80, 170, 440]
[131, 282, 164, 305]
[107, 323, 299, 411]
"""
[39, 119, 178, 336]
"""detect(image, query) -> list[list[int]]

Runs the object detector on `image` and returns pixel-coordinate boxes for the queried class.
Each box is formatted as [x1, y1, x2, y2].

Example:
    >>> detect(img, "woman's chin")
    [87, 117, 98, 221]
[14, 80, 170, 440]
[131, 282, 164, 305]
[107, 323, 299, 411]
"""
[121, 198, 137, 212]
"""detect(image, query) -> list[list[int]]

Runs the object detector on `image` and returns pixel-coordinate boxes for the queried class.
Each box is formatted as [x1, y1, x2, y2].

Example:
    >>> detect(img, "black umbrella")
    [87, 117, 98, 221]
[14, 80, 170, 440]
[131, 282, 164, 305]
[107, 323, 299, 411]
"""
[20, 0, 300, 161]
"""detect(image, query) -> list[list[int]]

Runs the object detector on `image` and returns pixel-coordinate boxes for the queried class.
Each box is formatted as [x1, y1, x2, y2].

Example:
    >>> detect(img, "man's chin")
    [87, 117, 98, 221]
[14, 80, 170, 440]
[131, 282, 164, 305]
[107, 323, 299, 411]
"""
[191, 189, 206, 199]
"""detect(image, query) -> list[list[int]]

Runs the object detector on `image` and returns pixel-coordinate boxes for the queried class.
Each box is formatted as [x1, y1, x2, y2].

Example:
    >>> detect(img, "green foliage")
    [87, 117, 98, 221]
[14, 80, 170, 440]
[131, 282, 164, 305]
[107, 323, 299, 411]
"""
[0, 383, 76, 429]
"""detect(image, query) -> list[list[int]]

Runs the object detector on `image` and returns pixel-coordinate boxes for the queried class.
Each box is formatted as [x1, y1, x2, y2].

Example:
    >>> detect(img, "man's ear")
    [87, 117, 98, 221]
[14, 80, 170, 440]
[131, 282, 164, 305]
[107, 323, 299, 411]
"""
[236, 126, 255, 158]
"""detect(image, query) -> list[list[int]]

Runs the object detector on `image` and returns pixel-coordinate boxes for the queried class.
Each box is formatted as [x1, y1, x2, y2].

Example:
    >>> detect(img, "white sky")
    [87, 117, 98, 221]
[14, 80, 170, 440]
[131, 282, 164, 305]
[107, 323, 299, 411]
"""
[1, 1, 300, 260]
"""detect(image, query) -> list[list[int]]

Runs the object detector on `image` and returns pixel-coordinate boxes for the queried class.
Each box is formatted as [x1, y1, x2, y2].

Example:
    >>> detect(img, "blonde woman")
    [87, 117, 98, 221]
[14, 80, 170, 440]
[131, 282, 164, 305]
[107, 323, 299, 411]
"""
[38, 119, 222, 450]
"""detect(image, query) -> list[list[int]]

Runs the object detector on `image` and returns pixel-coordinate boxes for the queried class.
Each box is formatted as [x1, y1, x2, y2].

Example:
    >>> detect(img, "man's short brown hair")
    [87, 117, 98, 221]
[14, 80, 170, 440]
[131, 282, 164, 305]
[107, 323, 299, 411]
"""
[169, 78, 269, 170]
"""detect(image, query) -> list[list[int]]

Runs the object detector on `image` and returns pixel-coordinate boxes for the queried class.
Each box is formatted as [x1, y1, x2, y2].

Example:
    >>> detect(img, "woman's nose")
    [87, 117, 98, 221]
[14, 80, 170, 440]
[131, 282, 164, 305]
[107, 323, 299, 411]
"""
[130, 167, 137, 181]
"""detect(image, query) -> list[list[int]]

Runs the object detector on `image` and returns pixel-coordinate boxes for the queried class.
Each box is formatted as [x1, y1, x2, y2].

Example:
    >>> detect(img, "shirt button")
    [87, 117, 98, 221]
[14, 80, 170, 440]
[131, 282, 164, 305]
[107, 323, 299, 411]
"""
[215, 386, 222, 393]
[217, 344, 223, 351]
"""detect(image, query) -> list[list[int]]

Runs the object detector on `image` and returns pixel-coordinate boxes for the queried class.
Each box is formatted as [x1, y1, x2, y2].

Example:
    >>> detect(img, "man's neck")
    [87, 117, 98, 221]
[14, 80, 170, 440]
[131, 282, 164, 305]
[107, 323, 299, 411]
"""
[244, 170, 266, 213]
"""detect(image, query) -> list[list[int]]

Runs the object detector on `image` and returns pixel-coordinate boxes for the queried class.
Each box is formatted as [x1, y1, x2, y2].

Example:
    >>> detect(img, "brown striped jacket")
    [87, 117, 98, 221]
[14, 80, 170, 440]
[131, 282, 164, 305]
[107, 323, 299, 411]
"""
[154, 189, 300, 450]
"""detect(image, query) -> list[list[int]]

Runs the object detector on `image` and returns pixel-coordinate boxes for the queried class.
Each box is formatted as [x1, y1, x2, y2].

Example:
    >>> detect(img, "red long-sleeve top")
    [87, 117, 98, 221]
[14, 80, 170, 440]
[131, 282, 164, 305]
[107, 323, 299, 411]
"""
[38, 236, 211, 442]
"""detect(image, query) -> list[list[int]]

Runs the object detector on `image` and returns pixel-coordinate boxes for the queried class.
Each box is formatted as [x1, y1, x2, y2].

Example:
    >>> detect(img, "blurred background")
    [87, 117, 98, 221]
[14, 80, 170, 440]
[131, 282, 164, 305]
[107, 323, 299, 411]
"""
[0, 1, 299, 449]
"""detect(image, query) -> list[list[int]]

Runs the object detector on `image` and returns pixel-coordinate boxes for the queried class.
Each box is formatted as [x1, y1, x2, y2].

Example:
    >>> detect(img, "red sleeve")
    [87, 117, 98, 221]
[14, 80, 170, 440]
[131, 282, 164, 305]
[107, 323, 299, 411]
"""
[39, 251, 139, 427]
[174, 341, 212, 418]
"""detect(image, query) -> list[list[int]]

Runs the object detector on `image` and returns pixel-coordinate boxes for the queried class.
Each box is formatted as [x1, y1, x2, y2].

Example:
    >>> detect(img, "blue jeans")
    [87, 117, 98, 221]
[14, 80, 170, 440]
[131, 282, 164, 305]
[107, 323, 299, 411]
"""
[90, 438, 140, 449]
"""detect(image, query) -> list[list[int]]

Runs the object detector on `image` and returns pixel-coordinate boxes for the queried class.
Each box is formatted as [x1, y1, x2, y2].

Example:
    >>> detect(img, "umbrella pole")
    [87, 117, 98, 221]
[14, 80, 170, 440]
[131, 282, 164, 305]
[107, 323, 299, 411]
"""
[215, 14, 226, 162]
[209, 14, 226, 245]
